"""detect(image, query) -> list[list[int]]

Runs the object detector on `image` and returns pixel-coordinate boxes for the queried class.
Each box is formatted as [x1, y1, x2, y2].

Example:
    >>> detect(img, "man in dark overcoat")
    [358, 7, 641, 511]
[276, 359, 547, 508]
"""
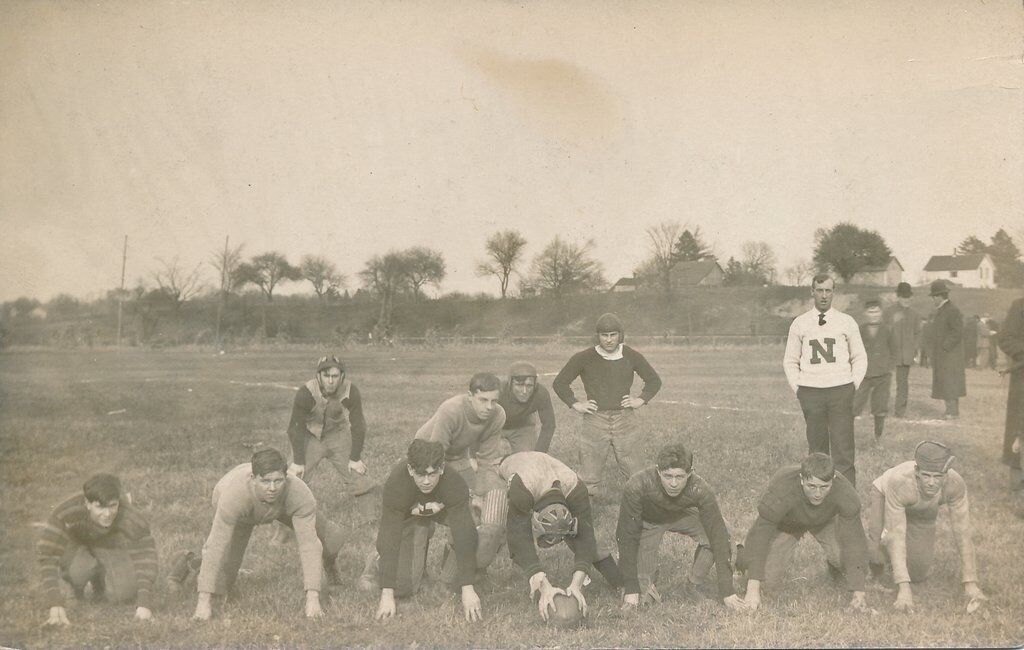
[997, 295, 1024, 502]
[928, 281, 966, 419]
[884, 282, 922, 417]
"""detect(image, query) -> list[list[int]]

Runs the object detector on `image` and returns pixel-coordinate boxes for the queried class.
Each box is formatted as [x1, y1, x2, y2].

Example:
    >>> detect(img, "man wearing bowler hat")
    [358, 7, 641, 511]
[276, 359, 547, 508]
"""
[883, 282, 922, 418]
[927, 281, 966, 419]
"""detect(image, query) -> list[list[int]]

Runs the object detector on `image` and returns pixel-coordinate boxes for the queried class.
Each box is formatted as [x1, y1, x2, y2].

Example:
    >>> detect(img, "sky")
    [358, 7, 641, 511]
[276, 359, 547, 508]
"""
[1, 1, 1021, 303]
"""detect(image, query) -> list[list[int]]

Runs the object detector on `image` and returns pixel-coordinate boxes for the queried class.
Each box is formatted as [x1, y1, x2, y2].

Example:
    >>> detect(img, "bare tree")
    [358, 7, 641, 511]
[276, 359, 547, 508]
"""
[210, 237, 245, 303]
[300, 255, 346, 301]
[403, 247, 446, 298]
[476, 230, 528, 298]
[529, 236, 606, 299]
[640, 221, 684, 294]
[359, 251, 409, 330]
[740, 241, 778, 284]
[152, 257, 204, 310]
[784, 258, 815, 286]
[234, 252, 301, 301]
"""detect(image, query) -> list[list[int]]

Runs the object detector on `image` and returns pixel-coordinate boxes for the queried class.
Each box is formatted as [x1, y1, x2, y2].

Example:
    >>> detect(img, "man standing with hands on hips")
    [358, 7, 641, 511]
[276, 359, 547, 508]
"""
[784, 274, 867, 485]
[553, 313, 661, 500]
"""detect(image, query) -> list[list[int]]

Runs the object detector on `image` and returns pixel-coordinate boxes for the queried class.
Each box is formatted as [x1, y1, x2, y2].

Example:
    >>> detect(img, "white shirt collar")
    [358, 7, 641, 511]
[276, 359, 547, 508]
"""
[594, 343, 624, 360]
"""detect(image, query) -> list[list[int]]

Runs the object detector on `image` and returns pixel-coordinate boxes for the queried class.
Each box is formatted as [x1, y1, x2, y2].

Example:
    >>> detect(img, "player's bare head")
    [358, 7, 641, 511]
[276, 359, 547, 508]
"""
[800, 453, 835, 482]
[251, 448, 288, 478]
[407, 439, 445, 475]
[83, 473, 121, 505]
[509, 361, 538, 402]
[469, 372, 501, 394]
[83, 474, 121, 527]
[810, 274, 834, 290]
[656, 444, 693, 472]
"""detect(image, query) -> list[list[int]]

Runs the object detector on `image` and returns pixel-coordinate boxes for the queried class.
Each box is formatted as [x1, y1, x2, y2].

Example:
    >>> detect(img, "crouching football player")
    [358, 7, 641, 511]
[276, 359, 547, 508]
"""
[180, 448, 347, 621]
[867, 441, 986, 610]
[736, 453, 870, 612]
[360, 440, 483, 622]
[36, 474, 158, 626]
[617, 443, 747, 610]
[501, 451, 622, 621]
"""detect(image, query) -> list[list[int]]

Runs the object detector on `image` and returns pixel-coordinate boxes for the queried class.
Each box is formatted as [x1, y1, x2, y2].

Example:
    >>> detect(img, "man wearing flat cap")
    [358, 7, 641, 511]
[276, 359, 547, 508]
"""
[866, 441, 986, 610]
[883, 282, 922, 418]
[927, 281, 966, 419]
[553, 312, 662, 500]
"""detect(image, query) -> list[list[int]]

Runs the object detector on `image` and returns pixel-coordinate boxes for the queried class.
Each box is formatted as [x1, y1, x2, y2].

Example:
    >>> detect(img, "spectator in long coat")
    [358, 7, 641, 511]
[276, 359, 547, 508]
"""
[883, 282, 922, 417]
[928, 281, 966, 419]
[997, 297, 1024, 500]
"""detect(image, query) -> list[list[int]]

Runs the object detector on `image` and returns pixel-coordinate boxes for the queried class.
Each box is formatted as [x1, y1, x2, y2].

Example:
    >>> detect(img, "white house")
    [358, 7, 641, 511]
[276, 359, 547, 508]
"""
[922, 253, 996, 289]
[849, 257, 903, 286]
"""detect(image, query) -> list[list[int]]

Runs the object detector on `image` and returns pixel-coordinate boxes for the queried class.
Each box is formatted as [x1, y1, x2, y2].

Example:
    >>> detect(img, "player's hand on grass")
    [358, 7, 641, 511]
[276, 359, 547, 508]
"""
[621, 592, 640, 610]
[893, 583, 914, 611]
[461, 585, 482, 622]
[846, 591, 869, 613]
[621, 395, 645, 409]
[566, 571, 589, 617]
[742, 579, 761, 611]
[964, 581, 987, 612]
[571, 400, 599, 415]
[45, 606, 70, 626]
[193, 592, 213, 621]
[134, 607, 152, 622]
[723, 594, 749, 611]
[375, 588, 397, 621]
[288, 463, 305, 478]
[348, 460, 367, 475]
[304, 591, 323, 619]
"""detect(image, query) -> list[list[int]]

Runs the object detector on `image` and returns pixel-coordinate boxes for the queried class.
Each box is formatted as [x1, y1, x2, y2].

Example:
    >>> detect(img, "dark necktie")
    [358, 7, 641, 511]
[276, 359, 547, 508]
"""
[818, 312, 827, 326]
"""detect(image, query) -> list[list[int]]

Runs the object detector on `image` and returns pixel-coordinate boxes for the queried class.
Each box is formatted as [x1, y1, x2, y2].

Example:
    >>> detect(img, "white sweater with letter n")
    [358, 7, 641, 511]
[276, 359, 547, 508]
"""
[783, 307, 867, 392]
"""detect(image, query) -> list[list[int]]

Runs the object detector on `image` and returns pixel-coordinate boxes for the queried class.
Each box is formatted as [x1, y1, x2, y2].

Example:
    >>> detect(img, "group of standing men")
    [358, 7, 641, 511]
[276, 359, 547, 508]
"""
[36, 275, 1023, 629]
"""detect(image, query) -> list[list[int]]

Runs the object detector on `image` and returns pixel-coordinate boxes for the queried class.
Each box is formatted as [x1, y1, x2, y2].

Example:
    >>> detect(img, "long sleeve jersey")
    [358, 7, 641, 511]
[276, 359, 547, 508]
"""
[883, 304, 922, 365]
[552, 345, 662, 411]
[376, 461, 478, 589]
[616, 468, 735, 598]
[860, 322, 897, 378]
[36, 494, 158, 609]
[498, 381, 557, 452]
[743, 465, 868, 591]
[198, 464, 323, 594]
[286, 379, 367, 464]
[871, 461, 977, 584]
[414, 394, 506, 495]
[499, 452, 598, 578]
[783, 308, 867, 392]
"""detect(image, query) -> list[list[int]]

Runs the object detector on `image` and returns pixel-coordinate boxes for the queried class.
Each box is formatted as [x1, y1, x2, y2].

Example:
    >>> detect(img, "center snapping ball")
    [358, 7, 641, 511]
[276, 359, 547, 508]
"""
[547, 593, 583, 628]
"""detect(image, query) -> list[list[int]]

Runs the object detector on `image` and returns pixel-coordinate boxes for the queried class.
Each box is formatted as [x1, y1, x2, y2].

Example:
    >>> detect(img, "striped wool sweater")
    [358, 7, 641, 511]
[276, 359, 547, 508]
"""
[36, 494, 158, 609]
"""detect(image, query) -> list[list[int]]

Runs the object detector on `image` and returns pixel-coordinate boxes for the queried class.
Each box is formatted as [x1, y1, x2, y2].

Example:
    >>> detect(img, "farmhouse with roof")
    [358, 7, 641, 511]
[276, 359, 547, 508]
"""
[922, 253, 996, 289]
[849, 257, 903, 286]
[668, 259, 725, 289]
[609, 277, 639, 292]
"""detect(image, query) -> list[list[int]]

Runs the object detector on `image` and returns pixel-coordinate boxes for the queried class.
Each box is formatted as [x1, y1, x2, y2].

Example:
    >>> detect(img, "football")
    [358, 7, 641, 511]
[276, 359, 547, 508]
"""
[547, 593, 584, 628]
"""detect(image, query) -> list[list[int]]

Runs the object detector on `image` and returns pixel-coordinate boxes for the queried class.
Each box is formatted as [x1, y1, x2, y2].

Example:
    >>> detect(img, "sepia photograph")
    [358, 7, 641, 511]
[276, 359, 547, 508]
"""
[1, 1, 1022, 647]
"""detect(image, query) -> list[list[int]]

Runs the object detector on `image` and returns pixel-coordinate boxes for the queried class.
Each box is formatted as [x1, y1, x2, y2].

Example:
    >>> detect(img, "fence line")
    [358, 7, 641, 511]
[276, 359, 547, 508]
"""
[385, 334, 787, 347]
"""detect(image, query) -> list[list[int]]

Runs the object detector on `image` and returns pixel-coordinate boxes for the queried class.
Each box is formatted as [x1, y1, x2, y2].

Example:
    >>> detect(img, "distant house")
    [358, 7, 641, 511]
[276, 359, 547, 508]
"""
[610, 277, 638, 293]
[922, 253, 996, 289]
[668, 259, 725, 289]
[849, 257, 903, 286]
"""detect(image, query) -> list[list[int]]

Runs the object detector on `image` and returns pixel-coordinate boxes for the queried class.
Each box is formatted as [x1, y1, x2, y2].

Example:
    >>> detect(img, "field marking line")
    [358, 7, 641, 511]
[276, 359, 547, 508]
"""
[656, 399, 801, 416]
[229, 380, 298, 391]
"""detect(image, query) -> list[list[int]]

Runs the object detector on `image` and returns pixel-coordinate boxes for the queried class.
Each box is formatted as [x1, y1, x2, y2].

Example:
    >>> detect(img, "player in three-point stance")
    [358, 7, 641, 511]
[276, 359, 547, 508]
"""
[553, 312, 661, 500]
[783, 274, 867, 485]
[366, 440, 482, 622]
[36, 474, 158, 627]
[500, 451, 622, 622]
[736, 453, 870, 612]
[866, 441, 986, 610]
[183, 448, 347, 621]
[616, 443, 748, 610]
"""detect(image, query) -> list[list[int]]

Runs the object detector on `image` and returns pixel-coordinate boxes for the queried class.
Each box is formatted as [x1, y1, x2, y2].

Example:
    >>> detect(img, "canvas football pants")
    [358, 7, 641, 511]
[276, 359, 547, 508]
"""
[579, 409, 640, 499]
[635, 512, 714, 592]
[797, 383, 857, 485]
[758, 520, 842, 586]
[449, 458, 508, 570]
[300, 431, 373, 495]
[60, 544, 139, 603]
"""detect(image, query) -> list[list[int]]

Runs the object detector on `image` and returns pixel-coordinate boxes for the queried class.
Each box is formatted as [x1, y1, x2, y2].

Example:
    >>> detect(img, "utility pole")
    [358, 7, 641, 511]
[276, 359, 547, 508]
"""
[116, 235, 127, 347]
[215, 235, 228, 349]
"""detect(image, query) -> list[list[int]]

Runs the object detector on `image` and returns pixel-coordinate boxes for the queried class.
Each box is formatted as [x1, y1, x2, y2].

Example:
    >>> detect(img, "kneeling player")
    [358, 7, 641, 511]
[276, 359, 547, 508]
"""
[363, 440, 482, 622]
[36, 474, 158, 626]
[501, 451, 621, 621]
[182, 448, 347, 620]
[616, 444, 747, 610]
[737, 453, 869, 612]
[867, 441, 986, 610]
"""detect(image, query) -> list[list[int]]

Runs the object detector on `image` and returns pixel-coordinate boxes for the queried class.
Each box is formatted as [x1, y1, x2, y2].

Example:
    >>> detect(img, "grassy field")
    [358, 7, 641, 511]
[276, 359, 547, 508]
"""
[0, 345, 1020, 648]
